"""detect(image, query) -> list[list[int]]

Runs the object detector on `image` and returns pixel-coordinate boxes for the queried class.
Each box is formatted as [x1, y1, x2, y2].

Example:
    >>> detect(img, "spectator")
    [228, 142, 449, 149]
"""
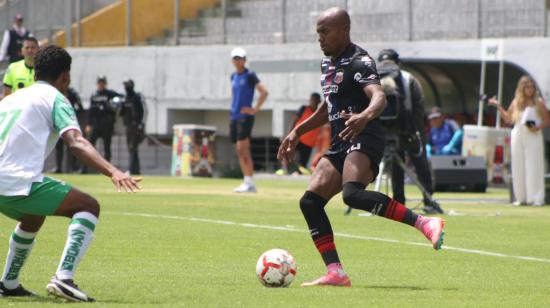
[426, 106, 463, 158]
[0, 14, 33, 63]
[310, 123, 331, 170]
[489, 76, 550, 206]
[82, 76, 120, 173]
[229, 47, 268, 193]
[276, 92, 322, 175]
[119, 79, 145, 175]
[2, 37, 38, 99]
[378, 49, 442, 214]
[54, 88, 84, 173]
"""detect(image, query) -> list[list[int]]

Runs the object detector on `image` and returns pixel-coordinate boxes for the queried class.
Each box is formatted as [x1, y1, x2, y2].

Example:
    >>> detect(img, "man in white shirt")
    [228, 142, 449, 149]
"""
[0, 45, 140, 302]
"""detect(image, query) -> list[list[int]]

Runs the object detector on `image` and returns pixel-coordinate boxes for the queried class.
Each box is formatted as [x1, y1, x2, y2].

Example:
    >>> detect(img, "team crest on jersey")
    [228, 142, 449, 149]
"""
[361, 56, 373, 65]
[334, 70, 344, 84]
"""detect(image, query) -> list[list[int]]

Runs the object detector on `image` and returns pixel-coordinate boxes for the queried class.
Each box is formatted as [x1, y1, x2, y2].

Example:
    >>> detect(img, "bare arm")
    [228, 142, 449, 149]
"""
[277, 102, 329, 162]
[62, 129, 140, 192]
[339, 84, 386, 141]
[489, 97, 514, 125]
[242, 82, 269, 115]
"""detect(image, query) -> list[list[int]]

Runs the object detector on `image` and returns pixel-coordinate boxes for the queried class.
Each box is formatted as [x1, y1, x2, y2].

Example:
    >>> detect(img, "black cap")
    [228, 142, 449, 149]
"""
[378, 49, 400, 63]
[97, 75, 107, 83]
[123, 79, 134, 88]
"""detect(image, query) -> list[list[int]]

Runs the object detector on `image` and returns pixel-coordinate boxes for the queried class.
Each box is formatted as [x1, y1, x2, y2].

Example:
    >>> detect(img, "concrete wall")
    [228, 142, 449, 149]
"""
[67, 37, 550, 138]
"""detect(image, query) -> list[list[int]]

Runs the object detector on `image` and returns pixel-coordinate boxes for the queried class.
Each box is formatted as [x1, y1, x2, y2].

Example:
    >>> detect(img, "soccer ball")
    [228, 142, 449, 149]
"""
[256, 249, 297, 287]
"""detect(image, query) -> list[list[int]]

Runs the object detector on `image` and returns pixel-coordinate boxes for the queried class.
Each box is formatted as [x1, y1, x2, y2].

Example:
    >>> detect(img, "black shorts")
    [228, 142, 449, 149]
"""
[323, 133, 385, 182]
[230, 117, 254, 143]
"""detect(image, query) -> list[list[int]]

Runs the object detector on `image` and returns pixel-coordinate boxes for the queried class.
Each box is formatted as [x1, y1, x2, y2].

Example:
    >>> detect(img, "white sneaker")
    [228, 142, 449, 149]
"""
[233, 182, 257, 193]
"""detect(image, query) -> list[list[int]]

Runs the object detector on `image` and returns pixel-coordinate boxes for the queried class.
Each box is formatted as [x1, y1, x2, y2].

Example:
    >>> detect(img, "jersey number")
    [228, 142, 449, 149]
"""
[0, 109, 22, 144]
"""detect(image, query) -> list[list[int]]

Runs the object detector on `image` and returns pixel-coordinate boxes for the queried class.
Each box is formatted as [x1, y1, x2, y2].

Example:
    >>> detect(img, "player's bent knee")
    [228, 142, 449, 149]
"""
[81, 195, 100, 217]
[299, 191, 327, 215]
[342, 182, 367, 208]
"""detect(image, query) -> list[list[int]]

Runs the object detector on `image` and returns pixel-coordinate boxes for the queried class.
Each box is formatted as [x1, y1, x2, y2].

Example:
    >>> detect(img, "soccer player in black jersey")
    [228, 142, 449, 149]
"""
[278, 7, 445, 287]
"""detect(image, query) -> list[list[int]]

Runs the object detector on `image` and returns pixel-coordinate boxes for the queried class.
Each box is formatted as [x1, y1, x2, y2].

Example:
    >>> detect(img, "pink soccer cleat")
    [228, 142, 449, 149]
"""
[301, 270, 351, 287]
[415, 215, 445, 250]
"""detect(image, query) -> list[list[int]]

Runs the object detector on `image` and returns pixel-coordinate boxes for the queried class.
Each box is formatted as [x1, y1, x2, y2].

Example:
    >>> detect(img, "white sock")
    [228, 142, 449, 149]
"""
[1, 224, 36, 289]
[244, 176, 254, 185]
[56, 212, 98, 280]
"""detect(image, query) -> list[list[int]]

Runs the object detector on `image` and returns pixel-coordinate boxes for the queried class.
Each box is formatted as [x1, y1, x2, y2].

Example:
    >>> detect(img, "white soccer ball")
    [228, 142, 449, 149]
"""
[256, 248, 297, 287]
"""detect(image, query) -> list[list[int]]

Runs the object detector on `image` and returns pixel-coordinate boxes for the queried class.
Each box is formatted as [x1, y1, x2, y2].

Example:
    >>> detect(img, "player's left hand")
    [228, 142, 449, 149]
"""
[339, 111, 369, 142]
[240, 107, 257, 115]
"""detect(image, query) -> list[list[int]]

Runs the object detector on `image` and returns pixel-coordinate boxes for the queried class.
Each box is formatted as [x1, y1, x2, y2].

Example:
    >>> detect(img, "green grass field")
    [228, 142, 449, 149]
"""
[1, 175, 549, 307]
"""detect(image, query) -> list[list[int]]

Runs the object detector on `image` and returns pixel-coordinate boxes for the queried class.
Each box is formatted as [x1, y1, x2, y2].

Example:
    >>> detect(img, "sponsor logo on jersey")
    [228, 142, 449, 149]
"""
[340, 57, 351, 66]
[335, 70, 344, 84]
[354, 72, 362, 82]
[357, 74, 378, 84]
[322, 85, 339, 95]
[328, 112, 342, 122]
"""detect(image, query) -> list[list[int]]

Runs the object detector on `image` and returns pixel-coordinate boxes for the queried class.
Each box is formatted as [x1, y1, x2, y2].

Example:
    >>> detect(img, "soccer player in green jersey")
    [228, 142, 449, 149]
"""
[0, 45, 140, 302]
[1, 37, 38, 99]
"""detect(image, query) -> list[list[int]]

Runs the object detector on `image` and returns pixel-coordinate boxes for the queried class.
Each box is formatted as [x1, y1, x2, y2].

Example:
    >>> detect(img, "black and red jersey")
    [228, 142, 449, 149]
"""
[320, 43, 383, 154]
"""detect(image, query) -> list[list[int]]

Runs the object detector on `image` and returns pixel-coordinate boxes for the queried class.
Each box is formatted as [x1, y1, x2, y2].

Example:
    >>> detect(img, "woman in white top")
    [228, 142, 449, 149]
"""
[489, 76, 550, 206]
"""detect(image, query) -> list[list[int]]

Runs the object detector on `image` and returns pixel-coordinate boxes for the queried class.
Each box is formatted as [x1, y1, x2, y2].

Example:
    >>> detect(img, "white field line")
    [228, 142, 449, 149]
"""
[105, 211, 550, 264]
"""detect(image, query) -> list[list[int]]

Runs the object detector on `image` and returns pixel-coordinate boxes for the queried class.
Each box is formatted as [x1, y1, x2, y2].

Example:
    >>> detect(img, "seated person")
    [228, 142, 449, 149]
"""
[426, 107, 463, 158]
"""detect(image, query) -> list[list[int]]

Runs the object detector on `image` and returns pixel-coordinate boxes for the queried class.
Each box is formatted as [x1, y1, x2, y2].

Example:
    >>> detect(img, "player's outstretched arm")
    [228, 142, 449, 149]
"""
[62, 129, 141, 192]
[339, 84, 386, 141]
[277, 102, 328, 162]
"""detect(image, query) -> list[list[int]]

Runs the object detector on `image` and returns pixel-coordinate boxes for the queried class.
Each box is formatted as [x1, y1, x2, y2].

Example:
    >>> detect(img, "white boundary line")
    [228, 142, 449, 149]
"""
[105, 211, 550, 264]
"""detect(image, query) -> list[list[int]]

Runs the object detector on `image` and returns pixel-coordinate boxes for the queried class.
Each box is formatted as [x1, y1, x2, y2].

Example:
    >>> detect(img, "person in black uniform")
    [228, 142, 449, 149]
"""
[0, 14, 33, 63]
[119, 79, 145, 175]
[277, 7, 445, 287]
[54, 88, 84, 173]
[83, 76, 120, 173]
[377, 49, 443, 214]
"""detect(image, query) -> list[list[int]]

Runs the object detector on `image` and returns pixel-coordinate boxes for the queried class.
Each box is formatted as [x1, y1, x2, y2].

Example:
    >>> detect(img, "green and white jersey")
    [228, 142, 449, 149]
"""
[0, 81, 80, 196]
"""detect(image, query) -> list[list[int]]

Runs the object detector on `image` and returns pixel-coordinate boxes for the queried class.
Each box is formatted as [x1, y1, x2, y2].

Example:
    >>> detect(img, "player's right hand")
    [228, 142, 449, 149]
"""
[111, 170, 141, 193]
[277, 130, 299, 162]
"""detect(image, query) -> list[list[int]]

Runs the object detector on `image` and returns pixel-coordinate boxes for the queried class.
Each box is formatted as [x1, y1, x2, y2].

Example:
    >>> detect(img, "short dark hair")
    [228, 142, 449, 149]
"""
[35, 45, 72, 81]
[23, 36, 38, 45]
[310, 92, 321, 101]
